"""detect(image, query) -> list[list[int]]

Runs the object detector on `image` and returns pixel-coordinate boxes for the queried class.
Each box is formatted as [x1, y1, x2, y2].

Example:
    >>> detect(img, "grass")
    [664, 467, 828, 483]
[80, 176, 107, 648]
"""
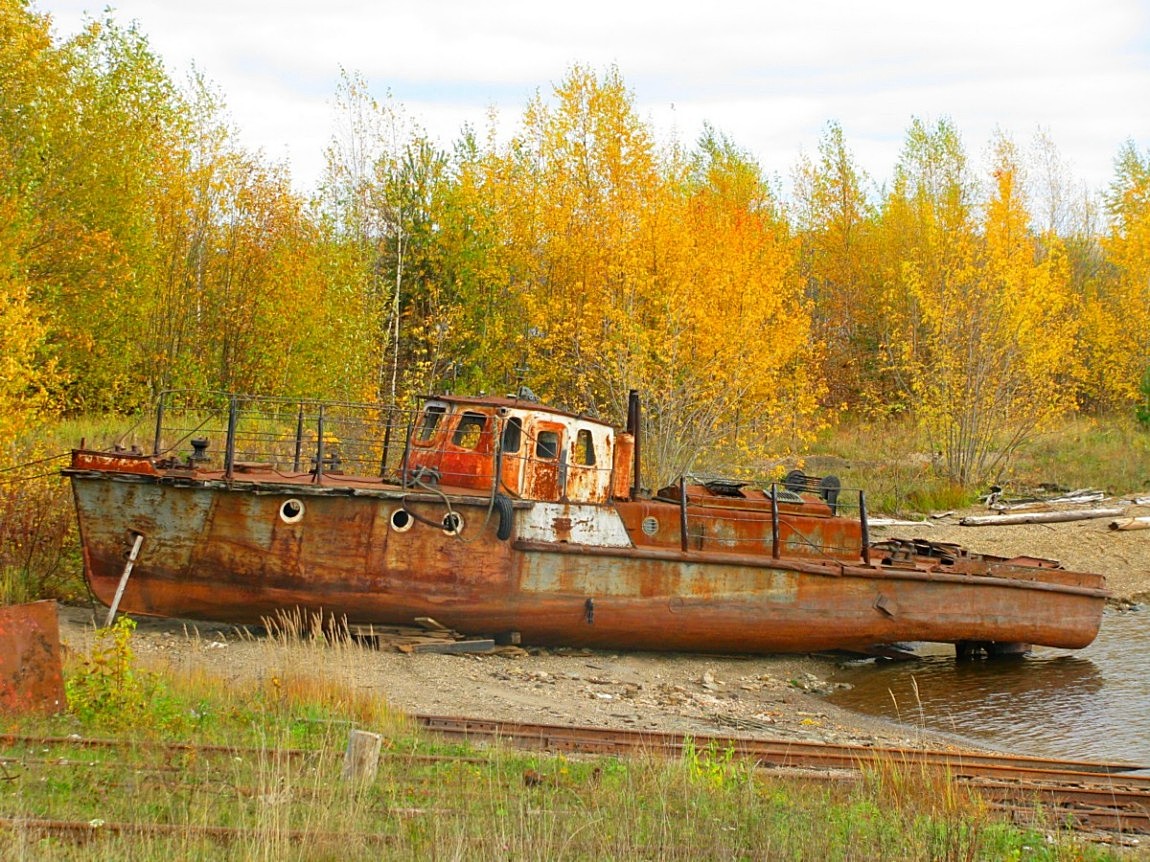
[0, 619, 1122, 860]
[806, 412, 1150, 517]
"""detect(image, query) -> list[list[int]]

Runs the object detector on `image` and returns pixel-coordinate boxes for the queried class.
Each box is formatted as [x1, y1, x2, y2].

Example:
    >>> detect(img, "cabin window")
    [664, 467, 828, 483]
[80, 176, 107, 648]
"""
[501, 416, 523, 453]
[417, 404, 446, 443]
[573, 429, 596, 466]
[536, 430, 560, 460]
[452, 412, 487, 449]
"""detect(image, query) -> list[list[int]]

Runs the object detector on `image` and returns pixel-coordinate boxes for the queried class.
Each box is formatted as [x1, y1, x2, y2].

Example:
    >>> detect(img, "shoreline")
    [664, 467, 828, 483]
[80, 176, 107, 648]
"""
[54, 603, 998, 754]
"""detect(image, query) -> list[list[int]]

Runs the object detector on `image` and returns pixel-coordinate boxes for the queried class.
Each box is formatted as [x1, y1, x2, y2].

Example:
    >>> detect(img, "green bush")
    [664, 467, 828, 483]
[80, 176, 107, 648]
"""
[1136, 365, 1150, 430]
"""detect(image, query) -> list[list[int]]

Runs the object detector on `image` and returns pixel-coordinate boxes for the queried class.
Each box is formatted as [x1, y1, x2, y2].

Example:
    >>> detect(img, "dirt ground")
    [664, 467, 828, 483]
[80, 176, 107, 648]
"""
[55, 500, 1150, 752]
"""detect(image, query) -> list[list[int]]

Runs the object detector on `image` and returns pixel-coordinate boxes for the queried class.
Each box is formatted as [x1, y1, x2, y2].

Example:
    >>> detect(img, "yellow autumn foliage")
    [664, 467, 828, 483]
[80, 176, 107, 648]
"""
[880, 130, 1081, 483]
[6, 0, 1150, 493]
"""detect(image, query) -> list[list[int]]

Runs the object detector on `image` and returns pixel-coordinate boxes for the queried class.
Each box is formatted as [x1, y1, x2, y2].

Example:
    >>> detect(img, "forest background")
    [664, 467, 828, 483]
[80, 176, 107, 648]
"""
[3, 0, 1150, 501]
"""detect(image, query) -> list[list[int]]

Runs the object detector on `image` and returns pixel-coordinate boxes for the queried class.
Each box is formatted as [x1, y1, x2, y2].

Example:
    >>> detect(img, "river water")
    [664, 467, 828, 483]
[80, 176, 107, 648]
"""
[828, 608, 1150, 765]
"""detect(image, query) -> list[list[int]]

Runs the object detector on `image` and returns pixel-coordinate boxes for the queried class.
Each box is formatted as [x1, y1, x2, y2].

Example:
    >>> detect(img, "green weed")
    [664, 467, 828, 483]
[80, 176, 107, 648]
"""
[63, 616, 189, 734]
[2, 655, 1121, 861]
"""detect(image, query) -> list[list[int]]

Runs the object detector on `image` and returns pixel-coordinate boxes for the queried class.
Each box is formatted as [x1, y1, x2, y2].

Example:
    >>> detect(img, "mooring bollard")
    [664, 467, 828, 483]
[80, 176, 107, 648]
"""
[341, 729, 382, 785]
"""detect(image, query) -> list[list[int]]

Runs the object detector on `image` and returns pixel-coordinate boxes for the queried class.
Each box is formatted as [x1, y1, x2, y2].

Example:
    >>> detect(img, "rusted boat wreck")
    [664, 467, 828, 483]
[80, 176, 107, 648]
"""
[65, 390, 1108, 656]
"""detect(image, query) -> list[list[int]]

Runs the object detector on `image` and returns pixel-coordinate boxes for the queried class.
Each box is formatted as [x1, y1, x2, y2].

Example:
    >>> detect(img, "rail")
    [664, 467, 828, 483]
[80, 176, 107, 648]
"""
[667, 472, 872, 562]
[141, 390, 421, 483]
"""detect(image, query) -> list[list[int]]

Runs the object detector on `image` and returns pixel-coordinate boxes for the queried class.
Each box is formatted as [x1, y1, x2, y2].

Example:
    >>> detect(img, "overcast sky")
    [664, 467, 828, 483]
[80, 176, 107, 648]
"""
[35, 0, 1150, 199]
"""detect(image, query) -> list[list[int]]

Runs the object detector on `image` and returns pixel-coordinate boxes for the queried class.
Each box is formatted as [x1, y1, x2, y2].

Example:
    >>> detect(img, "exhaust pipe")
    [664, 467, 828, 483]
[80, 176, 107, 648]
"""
[627, 389, 641, 500]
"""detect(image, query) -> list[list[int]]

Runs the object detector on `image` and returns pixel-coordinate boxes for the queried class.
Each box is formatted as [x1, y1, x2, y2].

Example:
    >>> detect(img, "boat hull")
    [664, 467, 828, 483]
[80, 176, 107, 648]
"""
[68, 468, 1107, 654]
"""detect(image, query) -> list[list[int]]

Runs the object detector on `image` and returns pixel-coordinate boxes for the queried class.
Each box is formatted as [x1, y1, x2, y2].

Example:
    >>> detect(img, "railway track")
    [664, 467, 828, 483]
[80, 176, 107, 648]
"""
[4, 717, 1149, 836]
[413, 714, 1150, 834]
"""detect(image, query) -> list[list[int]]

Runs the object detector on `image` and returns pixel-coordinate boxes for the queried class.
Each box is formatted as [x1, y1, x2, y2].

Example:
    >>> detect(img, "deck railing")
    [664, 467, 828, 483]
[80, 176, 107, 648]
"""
[144, 390, 421, 482]
[127, 392, 874, 560]
[667, 474, 871, 563]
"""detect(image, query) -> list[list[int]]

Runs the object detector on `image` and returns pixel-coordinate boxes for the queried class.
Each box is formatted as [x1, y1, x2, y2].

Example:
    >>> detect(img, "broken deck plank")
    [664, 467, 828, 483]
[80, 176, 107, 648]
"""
[407, 639, 495, 655]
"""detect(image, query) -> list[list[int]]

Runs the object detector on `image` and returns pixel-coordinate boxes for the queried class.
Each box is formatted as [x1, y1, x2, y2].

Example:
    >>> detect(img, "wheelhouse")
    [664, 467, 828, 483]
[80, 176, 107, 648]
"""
[404, 395, 633, 504]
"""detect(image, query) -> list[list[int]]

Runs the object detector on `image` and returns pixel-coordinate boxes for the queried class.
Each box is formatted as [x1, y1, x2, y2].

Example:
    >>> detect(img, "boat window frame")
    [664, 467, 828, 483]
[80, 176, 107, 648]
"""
[414, 402, 448, 447]
[451, 411, 488, 450]
[501, 416, 523, 454]
[536, 429, 560, 460]
[573, 428, 596, 466]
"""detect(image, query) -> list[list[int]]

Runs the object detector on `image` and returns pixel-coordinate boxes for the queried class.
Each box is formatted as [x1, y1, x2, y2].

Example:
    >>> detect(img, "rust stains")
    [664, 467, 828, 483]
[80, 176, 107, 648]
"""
[0, 601, 66, 715]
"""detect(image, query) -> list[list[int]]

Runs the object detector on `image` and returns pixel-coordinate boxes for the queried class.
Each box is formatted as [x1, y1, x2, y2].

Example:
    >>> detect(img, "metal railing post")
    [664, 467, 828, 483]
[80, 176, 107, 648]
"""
[314, 404, 325, 484]
[679, 476, 689, 552]
[225, 396, 237, 480]
[380, 408, 394, 478]
[153, 394, 165, 456]
[293, 404, 305, 472]
[860, 490, 871, 565]
[771, 483, 780, 559]
[400, 416, 413, 488]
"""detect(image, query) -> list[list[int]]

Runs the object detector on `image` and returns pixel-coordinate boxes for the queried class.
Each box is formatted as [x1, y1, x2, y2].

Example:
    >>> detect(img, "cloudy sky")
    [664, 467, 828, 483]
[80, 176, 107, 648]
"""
[35, 0, 1150, 198]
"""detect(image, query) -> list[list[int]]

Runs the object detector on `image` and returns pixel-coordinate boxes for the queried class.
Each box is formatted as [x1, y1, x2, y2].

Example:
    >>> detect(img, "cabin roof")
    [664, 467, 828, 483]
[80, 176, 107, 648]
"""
[424, 393, 614, 429]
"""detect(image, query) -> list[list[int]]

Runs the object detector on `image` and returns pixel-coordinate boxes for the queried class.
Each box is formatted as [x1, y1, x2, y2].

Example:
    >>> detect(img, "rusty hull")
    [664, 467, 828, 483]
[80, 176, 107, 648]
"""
[67, 464, 1107, 654]
[63, 391, 1109, 656]
[0, 601, 66, 715]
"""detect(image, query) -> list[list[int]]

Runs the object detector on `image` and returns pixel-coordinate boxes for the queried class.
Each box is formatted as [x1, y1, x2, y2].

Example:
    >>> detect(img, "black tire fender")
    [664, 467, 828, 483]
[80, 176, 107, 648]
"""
[495, 493, 513, 541]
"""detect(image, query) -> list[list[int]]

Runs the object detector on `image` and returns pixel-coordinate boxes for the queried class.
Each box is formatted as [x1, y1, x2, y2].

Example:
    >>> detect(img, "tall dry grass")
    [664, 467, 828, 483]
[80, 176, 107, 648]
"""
[0, 619, 1110, 861]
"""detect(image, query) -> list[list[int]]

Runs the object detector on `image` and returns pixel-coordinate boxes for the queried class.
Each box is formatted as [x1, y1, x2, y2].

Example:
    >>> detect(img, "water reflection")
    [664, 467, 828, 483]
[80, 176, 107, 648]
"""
[829, 608, 1150, 764]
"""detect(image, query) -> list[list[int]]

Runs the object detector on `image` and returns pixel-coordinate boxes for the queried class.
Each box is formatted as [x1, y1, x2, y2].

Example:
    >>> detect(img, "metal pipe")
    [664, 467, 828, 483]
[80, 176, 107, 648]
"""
[860, 489, 871, 565]
[106, 533, 144, 627]
[628, 389, 641, 500]
[679, 476, 689, 553]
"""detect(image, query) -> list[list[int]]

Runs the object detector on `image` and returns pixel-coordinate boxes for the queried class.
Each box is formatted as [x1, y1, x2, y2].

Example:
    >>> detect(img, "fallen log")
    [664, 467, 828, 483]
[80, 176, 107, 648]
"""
[959, 508, 1125, 527]
[1108, 516, 1150, 532]
[990, 492, 1108, 513]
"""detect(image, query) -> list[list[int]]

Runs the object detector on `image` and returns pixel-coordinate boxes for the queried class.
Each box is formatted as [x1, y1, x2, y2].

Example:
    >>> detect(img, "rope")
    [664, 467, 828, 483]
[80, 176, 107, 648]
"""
[0, 452, 72, 484]
[403, 471, 500, 544]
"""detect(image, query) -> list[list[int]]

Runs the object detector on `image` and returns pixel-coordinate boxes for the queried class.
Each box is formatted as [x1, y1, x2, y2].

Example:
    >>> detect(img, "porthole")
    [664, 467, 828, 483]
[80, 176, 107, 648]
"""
[442, 512, 464, 536]
[390, 508, 413, 533]
[641, 516, 659, 536]
[280, 498, 305, 524]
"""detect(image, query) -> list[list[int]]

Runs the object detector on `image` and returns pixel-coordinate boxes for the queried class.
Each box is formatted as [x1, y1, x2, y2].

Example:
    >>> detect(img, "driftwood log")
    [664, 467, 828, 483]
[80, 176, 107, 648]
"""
[959, 508, 1125, 527]
[1109, 516, 1150, 532]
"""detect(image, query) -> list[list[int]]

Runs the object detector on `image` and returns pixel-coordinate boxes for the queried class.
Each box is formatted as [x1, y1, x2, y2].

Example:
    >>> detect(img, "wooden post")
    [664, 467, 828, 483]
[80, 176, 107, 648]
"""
[342, 729, 382, 785]
[105, 534, 144, 628]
